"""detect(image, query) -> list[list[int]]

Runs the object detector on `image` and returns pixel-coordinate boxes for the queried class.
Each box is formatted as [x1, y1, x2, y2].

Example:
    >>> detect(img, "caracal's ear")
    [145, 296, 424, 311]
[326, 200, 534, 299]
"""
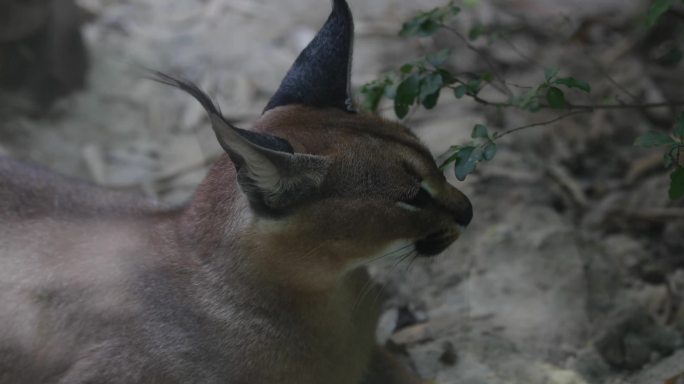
[264, 0, 355, 113]
[151, 73, 329, 215]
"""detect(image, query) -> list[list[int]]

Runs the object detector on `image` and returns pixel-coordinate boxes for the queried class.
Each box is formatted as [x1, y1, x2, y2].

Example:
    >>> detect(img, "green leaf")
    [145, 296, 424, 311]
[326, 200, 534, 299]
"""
[468, 24, 486, 40]
[465, 79, 482, 95]
[415, 20, 442, 36]
[515, 87, 540, 111]
[421, 91, 441, 109]
[394, 75, 420, 118]
[394, 103, 409, 119]
[436, 69, 456, 85]
[554, 77, 591, 93]
[400, 16, 441, 37]
[482, 142, 497, 161]
[395, 75, 420, 104]
[601, 95, 618, 105]
[647, 0, 675, 27]
[664, 148, 676, 168]
[400, 63, 414, 74]
[419, 73, 444, 101]
[453, 85, 467, 99]
[669, 167, 684, 199]
[427, 49, 450, 67]
[544, 67, 560, 81]
[657, 47, 683, 66]
[439, 147, 462, 169]
[528, 100, 541, 112]
[400, 3, 460, 37]
[674, 112, 684, 139]
[360, 78, 391, 112]
[546, 87, 566, 109]
[634, 131, 676, 147]
[383, 80, 399, 99]
[471, 124, 489, 139]
[453, 146, 480, 181]
[447, 3, 462, 17]
[361, 88, 384, 112]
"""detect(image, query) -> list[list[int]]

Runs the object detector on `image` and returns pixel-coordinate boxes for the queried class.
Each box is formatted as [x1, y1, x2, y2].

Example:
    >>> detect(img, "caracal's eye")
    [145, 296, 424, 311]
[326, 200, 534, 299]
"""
[403, 187, 433, 209]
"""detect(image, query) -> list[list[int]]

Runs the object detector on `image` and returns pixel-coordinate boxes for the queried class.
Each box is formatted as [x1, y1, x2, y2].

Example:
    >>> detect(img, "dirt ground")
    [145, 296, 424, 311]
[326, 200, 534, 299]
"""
[1, 0, 683, 383]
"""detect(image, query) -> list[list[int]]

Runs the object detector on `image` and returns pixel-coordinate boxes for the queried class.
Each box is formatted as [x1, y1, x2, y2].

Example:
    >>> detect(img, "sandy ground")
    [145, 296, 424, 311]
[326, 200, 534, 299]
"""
[1, 0, 683, 383]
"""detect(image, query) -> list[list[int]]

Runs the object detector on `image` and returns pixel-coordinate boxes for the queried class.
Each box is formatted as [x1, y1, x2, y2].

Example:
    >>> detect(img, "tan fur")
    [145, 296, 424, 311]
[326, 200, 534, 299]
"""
[0, 0, 474, 378]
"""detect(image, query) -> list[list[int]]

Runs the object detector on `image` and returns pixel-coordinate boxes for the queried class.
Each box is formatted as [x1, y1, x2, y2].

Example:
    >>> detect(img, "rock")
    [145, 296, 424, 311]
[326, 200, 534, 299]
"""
[0, 0, 89, 108]
[438, 341, 458, 366]
[571, 348, 614, 383]
[600, 235, 648, 271]
[409, 341, 452, 379]
[629, 350, 684, 384]
[376, 308, 399, 345]
[595, 311, 682, 371]
[663, 220, 684, 256]
[391, 322, 432, 346]
[82, 143, 107, 184]
[394, 304, 429, 332]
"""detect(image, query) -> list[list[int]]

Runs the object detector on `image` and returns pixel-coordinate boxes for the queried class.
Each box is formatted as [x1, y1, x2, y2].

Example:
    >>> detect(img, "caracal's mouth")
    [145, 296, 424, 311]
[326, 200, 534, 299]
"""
[414, 228, 461, 257]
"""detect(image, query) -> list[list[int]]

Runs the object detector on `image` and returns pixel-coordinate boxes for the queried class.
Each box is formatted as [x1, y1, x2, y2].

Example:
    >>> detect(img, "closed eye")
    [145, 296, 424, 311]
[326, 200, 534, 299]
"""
[403, 187, 433, 208]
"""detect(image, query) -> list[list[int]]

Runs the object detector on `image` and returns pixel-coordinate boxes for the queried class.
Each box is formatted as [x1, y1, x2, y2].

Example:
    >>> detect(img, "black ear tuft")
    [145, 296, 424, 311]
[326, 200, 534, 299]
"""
[150, 71, 330, 216]
[264, 0, 355, 113]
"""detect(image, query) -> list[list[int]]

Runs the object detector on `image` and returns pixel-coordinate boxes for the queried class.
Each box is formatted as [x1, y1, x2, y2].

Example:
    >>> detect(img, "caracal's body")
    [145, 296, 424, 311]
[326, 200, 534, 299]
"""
[0, 1, 472, 383]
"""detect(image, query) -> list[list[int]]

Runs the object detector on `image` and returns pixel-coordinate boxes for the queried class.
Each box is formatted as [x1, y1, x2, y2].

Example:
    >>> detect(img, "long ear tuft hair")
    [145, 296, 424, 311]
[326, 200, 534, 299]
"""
[264, 0, 355, 113]
[148, 71, 294, 156]
[148, 71, 329, 215]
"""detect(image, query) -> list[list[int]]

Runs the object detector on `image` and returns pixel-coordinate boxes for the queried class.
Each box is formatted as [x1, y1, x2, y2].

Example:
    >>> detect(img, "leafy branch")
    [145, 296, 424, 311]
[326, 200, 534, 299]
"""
[634, 113, 684, 199]
[439, 111, 591, 181]
[358, 0, 684, 200]
[647, 0, 684, 26]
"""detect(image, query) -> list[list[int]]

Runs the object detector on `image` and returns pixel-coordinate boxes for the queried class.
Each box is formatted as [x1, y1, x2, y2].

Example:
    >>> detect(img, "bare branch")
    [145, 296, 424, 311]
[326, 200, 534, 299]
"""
[449, 86, 684, 111]
[440, 24, 513, 97]
[495, 111, 590, 139]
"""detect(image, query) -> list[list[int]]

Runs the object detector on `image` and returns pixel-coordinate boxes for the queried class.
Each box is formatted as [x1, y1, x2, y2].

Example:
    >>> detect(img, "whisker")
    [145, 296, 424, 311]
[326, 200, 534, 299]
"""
[368, 247, 415, 307]
[393, 251, 411, 269]
[352, 246, 415, 311]
[404, 251, 419, 272]
[353, 276, 379, 312]
[397, 249, 416, 266]
[299, 239, 333, 260]
[364, 243, 414, 265]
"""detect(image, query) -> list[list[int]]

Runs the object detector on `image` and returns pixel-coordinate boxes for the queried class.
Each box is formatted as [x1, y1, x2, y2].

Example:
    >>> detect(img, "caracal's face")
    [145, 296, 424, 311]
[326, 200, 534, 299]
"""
[252, 106, 472, 273]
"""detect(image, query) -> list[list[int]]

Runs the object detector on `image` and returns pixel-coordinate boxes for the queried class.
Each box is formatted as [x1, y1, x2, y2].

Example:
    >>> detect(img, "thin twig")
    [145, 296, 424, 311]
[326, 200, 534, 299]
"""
[440, 25, 513, 97]
[495, 110, 590, 139]
[569, 101, 684, 110]
[469, 94, 511, 108]
[440, 37, 684, 111]
[545, 162, 589, 208]
[448, 83, 510, 108]
[499, 35, 545, 70]
[503, 81, 534, 90]
[453, 87, 684, 111]
[613, 208, 684, 221]
[579, 43, 639, 102]
[588, 57, 639, 103]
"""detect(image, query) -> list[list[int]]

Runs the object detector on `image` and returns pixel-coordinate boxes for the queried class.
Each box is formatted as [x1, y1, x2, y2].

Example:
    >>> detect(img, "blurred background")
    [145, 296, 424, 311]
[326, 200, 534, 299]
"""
[1, 0, 683, 383]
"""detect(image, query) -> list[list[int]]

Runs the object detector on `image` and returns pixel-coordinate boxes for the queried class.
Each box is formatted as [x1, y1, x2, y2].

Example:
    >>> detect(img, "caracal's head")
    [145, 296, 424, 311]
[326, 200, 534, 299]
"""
[159, 0, 472, 287]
